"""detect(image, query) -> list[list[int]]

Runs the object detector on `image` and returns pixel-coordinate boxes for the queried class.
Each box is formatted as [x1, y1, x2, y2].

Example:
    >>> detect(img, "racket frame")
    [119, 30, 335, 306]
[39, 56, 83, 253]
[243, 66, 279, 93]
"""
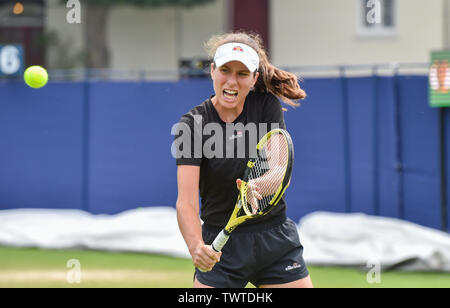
[211, 128, 294, 252]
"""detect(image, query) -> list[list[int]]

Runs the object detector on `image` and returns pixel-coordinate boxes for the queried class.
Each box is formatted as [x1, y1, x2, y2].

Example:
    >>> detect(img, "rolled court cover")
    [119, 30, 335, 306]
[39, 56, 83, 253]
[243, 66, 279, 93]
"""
[0, 208, 449, 271]
[298, 211, 450, 272]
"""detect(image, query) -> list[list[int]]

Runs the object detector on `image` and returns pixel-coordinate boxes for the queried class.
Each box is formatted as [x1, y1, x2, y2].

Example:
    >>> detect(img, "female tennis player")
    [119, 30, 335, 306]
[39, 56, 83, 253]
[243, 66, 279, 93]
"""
[175, 32, 313, 288]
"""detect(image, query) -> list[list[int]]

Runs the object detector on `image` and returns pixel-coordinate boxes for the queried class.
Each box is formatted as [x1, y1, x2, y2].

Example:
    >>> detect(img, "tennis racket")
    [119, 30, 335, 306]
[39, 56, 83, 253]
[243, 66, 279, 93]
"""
[211, 128, 294, 252]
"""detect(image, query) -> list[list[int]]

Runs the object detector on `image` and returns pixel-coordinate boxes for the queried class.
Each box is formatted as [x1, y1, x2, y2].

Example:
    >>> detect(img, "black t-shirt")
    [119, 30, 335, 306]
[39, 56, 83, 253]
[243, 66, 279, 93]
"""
[174, 91, 287, 227]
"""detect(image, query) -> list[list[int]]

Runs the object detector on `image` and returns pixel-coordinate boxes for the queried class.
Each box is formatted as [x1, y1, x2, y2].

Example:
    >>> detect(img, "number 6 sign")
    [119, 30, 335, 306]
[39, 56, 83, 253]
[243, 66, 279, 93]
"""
[0, 44, 24, 76]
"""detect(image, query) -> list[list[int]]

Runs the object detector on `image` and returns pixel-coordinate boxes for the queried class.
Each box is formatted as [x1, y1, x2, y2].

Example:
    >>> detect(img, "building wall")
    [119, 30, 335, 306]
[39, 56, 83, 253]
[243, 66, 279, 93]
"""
[109, 0, 227, 72]
[270, 0, 446, 68]
[45, 0, 227, 72]
[44, 0, 449, 74]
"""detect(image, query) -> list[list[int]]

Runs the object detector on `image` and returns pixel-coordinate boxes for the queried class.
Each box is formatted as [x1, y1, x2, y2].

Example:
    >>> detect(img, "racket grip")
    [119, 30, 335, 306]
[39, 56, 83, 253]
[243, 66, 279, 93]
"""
[211, 230, 230, 252]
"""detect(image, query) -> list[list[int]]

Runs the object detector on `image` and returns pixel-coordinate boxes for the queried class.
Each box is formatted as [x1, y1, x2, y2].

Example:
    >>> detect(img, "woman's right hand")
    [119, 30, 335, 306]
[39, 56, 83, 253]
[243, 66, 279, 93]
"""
[191, 244, 222, 272]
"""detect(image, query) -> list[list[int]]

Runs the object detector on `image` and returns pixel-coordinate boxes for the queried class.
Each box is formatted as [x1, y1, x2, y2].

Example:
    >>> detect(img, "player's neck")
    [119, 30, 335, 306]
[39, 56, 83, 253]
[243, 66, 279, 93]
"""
[211, 96, 244, 123]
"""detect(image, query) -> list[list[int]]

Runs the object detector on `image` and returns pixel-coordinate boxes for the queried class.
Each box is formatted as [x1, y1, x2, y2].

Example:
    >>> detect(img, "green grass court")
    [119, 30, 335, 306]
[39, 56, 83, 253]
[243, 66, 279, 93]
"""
[0, 246, 448, 288]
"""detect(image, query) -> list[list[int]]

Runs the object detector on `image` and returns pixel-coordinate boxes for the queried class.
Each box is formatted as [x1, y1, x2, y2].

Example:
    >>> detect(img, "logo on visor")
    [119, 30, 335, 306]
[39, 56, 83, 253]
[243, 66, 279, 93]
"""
[232, 46, 244, 52]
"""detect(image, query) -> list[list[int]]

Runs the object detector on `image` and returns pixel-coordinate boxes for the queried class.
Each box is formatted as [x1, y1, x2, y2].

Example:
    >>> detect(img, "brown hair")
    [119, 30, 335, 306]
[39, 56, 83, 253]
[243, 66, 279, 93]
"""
[204, 31, 306, 108]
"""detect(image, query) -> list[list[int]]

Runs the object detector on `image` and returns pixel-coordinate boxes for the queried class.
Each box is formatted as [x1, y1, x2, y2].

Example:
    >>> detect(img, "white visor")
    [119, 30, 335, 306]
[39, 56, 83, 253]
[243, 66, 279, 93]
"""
[213, 42, 260, 72]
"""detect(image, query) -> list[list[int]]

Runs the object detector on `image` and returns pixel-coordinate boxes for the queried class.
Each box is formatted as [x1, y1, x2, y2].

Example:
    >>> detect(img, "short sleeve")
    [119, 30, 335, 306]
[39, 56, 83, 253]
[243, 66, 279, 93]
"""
[172, 114, 203, 166]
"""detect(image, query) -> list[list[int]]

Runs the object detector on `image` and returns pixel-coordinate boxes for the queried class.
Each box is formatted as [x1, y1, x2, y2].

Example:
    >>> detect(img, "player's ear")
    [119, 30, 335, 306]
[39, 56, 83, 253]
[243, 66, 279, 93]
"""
[252, 71, 259, 87]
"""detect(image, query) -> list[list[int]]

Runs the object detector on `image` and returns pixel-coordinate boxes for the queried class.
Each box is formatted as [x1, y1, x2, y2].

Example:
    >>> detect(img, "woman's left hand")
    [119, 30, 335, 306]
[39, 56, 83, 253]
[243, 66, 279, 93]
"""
[236, 179, 262, 214]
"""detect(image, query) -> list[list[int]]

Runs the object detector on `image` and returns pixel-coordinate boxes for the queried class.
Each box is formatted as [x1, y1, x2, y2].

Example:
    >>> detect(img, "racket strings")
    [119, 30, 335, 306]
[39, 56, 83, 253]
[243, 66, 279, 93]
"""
[245, 134, 289, 214]
[249, 154, 271, 211]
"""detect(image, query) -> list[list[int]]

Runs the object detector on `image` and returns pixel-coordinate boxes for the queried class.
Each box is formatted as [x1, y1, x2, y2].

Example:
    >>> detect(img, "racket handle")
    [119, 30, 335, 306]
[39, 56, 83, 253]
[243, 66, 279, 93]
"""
[211, 230, 230, 252]
[197, 231, 229, 272]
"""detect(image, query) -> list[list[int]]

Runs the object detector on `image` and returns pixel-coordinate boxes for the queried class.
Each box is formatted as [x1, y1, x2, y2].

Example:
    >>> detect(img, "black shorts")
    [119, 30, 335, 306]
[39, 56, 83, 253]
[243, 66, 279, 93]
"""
[195, 216, 309, 288]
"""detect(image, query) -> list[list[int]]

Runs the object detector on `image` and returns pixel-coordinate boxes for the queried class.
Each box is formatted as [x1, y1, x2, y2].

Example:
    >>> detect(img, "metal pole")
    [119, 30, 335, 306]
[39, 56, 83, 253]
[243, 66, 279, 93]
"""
[339, 66, 352, 213]
[439, 108, 448, 231]
[372, 65, 380, 216]
[82, 69, 90, 212]
[392, 65, 404, 220]
[439, 0, 449, 231]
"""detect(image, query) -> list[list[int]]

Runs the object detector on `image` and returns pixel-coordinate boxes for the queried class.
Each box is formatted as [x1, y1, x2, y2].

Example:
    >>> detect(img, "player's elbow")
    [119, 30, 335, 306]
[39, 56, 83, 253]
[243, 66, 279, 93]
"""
[175, 197, 184, 212]
[175, 197, 184, 211]
[176, 197, 199, 215]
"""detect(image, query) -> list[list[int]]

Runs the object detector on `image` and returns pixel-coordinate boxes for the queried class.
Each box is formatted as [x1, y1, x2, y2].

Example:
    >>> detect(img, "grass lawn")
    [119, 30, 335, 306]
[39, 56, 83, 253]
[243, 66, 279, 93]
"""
[0, 246, 448, 288]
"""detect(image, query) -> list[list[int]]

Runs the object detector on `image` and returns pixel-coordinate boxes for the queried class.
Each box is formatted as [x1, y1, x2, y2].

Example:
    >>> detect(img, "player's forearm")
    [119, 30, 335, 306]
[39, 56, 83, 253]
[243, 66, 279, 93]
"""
[176, 200, 204, 256]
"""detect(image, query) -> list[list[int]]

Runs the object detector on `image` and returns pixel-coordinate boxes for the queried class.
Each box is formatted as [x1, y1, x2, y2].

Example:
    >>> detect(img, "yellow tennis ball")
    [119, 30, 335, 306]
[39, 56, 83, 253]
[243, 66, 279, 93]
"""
[24, 66, 48, 89]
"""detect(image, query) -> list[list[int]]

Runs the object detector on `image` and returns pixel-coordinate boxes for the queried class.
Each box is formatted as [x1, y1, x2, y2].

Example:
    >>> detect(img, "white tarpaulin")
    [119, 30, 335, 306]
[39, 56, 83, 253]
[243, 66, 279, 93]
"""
[0, 207, 191, 258]
[298, 211, 450, 272]
[0, 208, 449, 272]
